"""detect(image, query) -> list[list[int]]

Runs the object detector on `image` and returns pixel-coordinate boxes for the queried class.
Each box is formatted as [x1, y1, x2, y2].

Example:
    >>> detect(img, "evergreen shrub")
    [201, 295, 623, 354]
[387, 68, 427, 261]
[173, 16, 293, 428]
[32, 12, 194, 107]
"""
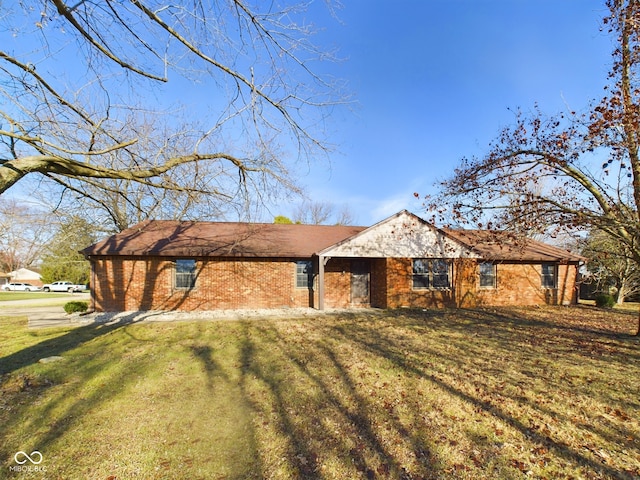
[64, 301, 89, 314]
[594, 294, 615, 309]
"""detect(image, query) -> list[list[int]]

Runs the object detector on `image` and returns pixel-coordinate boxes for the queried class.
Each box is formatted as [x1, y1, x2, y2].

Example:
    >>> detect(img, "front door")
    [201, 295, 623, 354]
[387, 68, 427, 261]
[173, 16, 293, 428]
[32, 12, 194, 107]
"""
[351, 260, 370, 306]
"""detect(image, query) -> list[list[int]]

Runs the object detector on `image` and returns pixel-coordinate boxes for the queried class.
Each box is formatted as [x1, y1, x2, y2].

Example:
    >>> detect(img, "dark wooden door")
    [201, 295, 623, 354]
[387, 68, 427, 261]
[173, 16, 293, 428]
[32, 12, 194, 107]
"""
[351, 260, 370, 306]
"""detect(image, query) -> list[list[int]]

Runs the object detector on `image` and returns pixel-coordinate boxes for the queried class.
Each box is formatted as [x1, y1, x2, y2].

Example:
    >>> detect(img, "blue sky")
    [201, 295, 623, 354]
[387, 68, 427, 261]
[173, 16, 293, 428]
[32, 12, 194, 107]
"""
[4, 1, 614, 227]
[279, 0, 612, 225]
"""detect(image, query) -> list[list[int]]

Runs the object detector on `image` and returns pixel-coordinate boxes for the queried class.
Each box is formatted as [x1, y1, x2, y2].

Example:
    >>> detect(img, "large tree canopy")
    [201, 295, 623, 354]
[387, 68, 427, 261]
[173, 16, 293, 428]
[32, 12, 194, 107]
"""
[428, 0, 640, 332]
[0, 1, 344, 223]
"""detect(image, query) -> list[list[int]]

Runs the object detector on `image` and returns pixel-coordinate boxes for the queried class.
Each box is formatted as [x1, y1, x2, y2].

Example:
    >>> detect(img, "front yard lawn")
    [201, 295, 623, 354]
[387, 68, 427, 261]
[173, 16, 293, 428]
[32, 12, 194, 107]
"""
[0, 291, 87, 302]
[0, 292, 59, 301]
[0, 306, 638, 479]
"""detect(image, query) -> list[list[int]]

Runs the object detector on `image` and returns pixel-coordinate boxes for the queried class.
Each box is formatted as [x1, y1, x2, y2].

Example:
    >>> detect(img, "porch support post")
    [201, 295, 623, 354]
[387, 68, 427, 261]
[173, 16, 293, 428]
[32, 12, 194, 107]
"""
[318, 255, 329, 310]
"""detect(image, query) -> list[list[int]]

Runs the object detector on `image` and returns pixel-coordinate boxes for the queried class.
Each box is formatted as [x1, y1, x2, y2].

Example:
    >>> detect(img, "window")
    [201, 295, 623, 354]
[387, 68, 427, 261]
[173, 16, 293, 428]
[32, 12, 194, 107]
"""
[412, 259, 430, 288]
[296, 260, 313, 288]
[431, 259, 450, 288]
[175, 259, 197, 289]
[412, 259, 451, 289]
[541, 263, 556, 289]
[479, 262, 497, 288]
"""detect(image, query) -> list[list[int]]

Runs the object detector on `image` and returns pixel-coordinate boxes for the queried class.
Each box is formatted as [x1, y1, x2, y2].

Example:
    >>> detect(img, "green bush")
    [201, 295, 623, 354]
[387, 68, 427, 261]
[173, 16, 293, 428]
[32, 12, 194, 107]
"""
[594, 294, 616, 309]
[64, 301, 89, 314]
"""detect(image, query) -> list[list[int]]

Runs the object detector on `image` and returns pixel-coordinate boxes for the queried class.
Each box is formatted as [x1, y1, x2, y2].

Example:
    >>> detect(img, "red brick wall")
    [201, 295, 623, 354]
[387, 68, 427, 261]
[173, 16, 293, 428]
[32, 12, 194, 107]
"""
[370, 258, 388, 308]
[90, 256, 315, 311]
[379, 258, 579, 309]
[90, 255, 580, 312]
[471, 262, 579, 307]
[323, 258, 352, 308]
[383, 258, 458, 309]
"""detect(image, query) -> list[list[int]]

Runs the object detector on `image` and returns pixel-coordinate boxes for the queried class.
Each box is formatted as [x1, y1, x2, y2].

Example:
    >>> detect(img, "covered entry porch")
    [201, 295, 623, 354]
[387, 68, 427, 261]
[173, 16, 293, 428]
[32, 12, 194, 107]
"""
[314, 211, 472, 310]
[316, 256, 459, 310]
[316, 257, 383, 309]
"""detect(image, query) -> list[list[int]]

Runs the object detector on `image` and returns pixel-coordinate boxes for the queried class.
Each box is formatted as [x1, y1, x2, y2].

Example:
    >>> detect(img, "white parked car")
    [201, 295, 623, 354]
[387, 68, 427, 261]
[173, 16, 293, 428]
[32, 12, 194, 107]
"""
[42, 281, 85, 293]
[3, 282, 42, 292]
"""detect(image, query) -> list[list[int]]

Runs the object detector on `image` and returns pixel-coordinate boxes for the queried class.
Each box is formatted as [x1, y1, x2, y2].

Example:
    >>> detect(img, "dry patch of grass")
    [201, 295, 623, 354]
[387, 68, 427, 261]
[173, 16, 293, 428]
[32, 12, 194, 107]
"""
[0, 306, 638, 479]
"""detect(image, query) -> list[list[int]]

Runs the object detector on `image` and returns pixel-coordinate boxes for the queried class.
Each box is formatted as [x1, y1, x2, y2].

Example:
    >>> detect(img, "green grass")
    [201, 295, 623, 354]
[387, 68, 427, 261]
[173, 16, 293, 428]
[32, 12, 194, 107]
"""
[579, 299, 640, 312]
[0, 291, 86, 302]
[0, 306, 638, 479]
[0, 292, 60, 301]
[613, 301, 640, 313]
[0, 292, 88, 309]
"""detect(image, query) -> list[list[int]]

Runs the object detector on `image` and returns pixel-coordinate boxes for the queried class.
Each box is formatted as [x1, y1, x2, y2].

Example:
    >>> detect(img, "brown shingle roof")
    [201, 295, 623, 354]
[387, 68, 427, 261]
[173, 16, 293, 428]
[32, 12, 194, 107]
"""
[82, 220, 367, 258]
[82, 214, 584, 263]
[443, 229, 584, 262]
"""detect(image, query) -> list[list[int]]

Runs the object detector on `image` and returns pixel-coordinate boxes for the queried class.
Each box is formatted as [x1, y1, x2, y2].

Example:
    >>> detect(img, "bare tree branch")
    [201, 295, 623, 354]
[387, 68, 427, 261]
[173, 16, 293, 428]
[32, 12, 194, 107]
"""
[0, 1, 347, 225]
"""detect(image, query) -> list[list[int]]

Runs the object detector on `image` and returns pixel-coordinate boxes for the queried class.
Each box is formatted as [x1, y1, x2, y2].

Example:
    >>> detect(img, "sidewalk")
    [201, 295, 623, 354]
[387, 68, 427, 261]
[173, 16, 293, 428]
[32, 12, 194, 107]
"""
[1, 293, 377, 328]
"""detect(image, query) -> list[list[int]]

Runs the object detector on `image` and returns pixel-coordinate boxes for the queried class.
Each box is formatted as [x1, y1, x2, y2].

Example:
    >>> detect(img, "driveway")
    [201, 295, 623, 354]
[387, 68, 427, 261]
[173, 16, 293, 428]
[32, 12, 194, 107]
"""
[0, 293, 91, 328]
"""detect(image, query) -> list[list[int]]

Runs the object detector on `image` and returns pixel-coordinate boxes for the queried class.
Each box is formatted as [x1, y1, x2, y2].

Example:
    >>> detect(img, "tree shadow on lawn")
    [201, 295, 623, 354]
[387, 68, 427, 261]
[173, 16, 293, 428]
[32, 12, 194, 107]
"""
[1, 307, 638, 479]
[218, 309, 637, 478]
[327, 308, 638, 479]
[0, 312, 166, 376]
[0, 316, 148, 476]
[460, 305, 639, 338]
[1, 316, 264, 479]
[236, 320, 435, 479]
[453, 306, 640, 367]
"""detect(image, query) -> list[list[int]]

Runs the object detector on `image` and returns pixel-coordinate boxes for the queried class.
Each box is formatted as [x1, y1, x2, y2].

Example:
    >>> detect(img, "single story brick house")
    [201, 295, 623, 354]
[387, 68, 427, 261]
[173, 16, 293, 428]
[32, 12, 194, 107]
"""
[81, 210, 584, 312]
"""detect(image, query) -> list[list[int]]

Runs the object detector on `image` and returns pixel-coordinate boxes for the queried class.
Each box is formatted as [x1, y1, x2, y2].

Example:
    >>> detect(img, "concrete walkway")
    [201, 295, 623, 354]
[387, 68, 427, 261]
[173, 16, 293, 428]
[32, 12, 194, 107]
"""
[1, 293, 375, 329]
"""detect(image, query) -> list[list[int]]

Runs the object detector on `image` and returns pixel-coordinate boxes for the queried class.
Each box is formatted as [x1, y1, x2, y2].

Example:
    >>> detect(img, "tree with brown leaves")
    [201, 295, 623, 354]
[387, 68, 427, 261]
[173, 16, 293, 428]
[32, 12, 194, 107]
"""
[428, 0, 640, 335]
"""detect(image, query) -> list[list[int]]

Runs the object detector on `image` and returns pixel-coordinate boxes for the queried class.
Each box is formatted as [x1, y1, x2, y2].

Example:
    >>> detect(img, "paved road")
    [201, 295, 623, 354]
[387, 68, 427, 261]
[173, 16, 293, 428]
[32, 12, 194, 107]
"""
[0, 293, 91, 328]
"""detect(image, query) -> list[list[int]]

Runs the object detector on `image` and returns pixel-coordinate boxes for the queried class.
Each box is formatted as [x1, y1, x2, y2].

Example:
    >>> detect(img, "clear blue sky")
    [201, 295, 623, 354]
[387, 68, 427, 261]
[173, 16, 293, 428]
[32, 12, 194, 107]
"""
[279, 0, 612, 225]
[4, 1, 613, 227]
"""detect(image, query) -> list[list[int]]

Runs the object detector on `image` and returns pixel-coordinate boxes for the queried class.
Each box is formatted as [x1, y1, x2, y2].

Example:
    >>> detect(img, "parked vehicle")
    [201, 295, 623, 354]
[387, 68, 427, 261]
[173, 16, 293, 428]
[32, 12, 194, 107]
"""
[3, 282, 42, 292]
[42, 281, 85, 293]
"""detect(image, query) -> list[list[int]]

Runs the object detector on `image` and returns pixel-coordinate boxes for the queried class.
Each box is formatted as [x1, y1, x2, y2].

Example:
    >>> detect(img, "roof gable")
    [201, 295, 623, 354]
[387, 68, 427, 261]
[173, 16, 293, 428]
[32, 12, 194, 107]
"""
[319, 210, 478, 258]
[7, 268, 42, 279]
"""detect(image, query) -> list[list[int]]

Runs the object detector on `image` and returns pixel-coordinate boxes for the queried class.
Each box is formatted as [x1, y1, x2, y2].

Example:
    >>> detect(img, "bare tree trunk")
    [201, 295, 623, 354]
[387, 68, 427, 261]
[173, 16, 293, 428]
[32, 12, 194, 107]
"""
[616, 279, 628, 305]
